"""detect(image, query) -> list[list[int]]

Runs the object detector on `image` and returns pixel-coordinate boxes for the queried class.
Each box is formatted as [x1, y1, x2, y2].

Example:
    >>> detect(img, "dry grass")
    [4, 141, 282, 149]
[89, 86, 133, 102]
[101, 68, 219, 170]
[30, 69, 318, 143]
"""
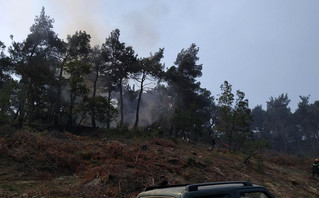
[0, 131, 317, 197]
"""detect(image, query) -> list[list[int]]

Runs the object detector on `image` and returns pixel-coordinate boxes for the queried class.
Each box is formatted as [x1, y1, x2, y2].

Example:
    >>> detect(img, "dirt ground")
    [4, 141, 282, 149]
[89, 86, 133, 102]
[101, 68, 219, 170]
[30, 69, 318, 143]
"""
[0, 131, 318, 197]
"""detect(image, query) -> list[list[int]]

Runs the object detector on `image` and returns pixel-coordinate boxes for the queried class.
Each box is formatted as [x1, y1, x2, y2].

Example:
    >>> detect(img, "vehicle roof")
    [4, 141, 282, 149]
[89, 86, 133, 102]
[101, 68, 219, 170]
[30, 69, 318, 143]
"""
[137, 186, 186, 197]
[137, 181, 262, 198]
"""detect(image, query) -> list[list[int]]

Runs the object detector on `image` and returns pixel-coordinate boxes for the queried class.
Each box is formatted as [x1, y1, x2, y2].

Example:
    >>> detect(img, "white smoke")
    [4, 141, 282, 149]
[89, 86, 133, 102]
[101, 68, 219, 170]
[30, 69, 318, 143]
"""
[46, 0, 111, 45]
[119, 1, 169, 57]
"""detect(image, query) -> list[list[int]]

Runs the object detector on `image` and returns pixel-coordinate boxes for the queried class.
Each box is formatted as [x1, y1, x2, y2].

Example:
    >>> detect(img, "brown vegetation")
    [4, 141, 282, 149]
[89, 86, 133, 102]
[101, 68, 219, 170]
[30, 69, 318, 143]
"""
[0, 130, 318, 197]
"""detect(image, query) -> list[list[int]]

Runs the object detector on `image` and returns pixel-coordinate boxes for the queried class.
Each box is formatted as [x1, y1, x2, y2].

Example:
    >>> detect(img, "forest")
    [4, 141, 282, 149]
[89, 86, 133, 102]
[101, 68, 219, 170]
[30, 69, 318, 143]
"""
[1, 8, 319, 156]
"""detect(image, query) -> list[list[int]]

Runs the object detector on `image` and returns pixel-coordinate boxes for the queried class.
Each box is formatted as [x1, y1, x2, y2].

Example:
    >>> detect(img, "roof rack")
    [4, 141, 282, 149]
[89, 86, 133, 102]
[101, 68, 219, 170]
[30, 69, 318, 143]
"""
[186, 181, 253, 192]
[145, 184, 189, 191]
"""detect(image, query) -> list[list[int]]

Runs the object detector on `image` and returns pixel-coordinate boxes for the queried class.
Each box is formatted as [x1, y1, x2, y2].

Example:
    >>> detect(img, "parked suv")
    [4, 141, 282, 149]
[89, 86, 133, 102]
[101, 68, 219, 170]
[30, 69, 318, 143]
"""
[136, 181, 276, 198]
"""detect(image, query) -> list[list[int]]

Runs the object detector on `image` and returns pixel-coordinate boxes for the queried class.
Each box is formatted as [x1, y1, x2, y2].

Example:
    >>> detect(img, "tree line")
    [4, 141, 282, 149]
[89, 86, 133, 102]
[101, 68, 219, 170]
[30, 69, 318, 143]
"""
[1, 8, 319, 155]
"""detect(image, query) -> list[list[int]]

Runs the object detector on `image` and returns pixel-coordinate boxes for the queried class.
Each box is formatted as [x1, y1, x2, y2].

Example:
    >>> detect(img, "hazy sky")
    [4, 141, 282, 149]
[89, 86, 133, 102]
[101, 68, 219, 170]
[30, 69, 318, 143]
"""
[1, 0, 319, 111]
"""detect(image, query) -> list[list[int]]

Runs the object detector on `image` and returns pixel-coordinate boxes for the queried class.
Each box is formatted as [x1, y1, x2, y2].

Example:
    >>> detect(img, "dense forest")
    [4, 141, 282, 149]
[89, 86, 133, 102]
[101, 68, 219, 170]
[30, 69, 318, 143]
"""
[1, 8, 319, 156]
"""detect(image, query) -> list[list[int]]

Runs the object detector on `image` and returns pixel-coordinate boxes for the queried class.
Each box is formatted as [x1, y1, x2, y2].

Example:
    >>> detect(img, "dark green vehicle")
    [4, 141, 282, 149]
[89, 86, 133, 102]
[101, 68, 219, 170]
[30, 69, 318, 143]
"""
[136, 181, 276, 198]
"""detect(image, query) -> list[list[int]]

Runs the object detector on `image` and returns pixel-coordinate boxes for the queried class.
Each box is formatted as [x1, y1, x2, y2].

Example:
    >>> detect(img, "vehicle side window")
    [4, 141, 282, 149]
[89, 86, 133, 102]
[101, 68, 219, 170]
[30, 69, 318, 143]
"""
[196, 194, 231, 198]
[240, 191, 270, 198]
[138, 196, 175, 198]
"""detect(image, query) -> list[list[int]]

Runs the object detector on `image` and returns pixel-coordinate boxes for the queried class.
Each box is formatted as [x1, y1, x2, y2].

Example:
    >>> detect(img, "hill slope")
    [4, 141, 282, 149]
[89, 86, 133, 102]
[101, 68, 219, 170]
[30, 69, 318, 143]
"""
[0, 130, 317, 197]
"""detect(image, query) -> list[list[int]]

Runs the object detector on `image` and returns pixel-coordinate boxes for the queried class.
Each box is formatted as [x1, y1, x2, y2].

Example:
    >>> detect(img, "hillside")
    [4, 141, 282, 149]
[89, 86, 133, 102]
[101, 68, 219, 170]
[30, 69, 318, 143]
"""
[0, 129, 318, 198]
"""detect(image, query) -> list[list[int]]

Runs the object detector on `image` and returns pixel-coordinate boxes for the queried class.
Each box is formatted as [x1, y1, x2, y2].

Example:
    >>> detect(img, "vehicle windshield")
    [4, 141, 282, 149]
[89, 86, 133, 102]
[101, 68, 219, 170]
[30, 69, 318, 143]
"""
[240, 192, 270, 198]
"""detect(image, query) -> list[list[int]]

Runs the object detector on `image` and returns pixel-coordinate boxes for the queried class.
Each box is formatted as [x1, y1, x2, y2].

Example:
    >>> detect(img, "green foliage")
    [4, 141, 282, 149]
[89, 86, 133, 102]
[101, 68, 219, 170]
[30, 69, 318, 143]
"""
[86, 96, 117, 124]
[66, 31, 91, 59]
[218, 81, 234, 106]
[0, 41, 12, 85]
[186, 156, 206, 169]
[240, 140, 269, 172]
[250, 94, 319, 155]
[134, 48, 164, 127]
[215, 81, 234, 143]
[0, 42, 17, 122]
[65, 59, 91, 126]
[8, 7, 63, 127]
[251, 105, 265, 132]
[2, 6, 319, 158]
[242, 140, 269, 156]
[215, 81, 252, 151]
[60, 31, 92, 127]
[30, 7, 54, 34]
[263, 94, 292, 152]
[232, 90, 253, 148]
[166, 44, 214, 141]
[186, 156, 198, 167]
[101, 29, 138, 126]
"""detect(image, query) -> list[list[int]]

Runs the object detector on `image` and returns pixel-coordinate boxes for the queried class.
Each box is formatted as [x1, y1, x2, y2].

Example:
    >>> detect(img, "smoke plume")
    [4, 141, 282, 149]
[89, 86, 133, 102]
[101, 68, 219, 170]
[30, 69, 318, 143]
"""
[47, 0, 111, 45]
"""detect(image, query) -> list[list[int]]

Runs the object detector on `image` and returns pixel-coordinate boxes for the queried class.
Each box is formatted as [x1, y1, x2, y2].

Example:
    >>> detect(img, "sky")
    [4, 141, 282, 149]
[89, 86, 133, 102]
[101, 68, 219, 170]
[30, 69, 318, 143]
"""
[1, 0, 319, 111]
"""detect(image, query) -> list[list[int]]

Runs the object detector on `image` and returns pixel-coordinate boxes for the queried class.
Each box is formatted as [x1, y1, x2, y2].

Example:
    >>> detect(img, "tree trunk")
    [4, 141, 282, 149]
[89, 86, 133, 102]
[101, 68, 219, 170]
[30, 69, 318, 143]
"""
[78, 111, 87, 126]
[228, 130, 233, 152]
[106, 81, 112, 129]
[14, 107, 20, 121]
[55, 84, 62, 125]
[280, 131, 288, 153]
[18, 104, 25, 127]
[55, 56, 68, 126]
[67, 94, 75, 127]
[91, 69, 98, 128]
[134, 71, 146, 128]
[119, 78, 124, 125]
[18, 82, 27, 128]
[280, 125, 288, 153]
[17, 44, 38, 128]
[227, 116, 235, 152]
[28, 95, 36, 126]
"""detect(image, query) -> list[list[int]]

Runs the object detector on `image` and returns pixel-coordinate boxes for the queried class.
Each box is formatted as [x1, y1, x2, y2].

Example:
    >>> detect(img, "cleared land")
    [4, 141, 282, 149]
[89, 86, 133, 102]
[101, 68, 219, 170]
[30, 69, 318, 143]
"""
[0, 130, 317, 197]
